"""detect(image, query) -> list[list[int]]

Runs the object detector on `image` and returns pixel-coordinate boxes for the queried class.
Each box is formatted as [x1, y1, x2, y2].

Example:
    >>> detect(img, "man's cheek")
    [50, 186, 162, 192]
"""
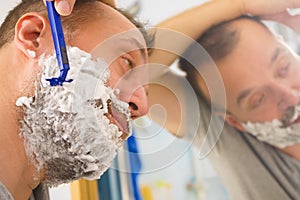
[16, 47, 132, 185]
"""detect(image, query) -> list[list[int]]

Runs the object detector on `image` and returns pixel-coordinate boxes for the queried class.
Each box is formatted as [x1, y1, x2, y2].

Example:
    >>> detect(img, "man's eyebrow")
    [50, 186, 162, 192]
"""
[121, 38, 147, 62]
[237, 88, 252, 106]
[270, 47, 282, 66]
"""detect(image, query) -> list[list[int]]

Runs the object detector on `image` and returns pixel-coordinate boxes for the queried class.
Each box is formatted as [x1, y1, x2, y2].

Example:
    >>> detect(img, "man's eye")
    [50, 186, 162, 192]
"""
[250, 94, 264, 109]
[124, 58, 134, 69]
[278, 63, 290, 78]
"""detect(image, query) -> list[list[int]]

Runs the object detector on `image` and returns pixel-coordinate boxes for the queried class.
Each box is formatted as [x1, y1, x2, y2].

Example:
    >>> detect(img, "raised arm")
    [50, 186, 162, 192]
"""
[149, 0, 300, 66]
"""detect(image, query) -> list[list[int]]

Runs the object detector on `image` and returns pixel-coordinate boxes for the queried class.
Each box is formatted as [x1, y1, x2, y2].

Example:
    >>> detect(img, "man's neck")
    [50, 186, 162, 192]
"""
[0, 101, 38, 200]
[0, 45, 41, 200]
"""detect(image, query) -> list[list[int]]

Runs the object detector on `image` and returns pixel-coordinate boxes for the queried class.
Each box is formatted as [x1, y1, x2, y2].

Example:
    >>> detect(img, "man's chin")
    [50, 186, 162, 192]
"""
[43, 157, 111, 187]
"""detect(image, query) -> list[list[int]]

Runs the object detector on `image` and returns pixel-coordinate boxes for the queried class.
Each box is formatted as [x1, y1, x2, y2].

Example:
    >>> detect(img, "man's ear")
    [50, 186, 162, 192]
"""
[215, 111, 245, 132]
[14, 12, 51, 59]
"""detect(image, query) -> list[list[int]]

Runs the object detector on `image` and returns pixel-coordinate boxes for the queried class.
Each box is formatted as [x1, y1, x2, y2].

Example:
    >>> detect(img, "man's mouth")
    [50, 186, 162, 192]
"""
[282, 105, 300, 127]
[89, 98, 132, 140]
[106, 100, 131, 140]
[291, 115, 300, 125]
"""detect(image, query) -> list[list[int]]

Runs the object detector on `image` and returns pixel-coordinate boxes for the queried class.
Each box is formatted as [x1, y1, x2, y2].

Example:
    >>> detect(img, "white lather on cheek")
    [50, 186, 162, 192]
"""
[16, 47, 132, 186]
[26, 49, 36, 58]
[242, 104, 300, 148]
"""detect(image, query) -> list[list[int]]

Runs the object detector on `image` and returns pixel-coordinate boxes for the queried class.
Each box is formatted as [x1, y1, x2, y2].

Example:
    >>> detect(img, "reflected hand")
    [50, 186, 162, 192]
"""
[261, 11, 300, 34]
[233, 0, 300, 33]
[240, 0, 300, 16]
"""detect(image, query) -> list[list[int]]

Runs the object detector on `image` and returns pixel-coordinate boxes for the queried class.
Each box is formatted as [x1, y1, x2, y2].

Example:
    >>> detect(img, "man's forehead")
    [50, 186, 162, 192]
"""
[232, 17, 269, 31]
[93, 3, 145, 39]
[97, 18, 147, 58]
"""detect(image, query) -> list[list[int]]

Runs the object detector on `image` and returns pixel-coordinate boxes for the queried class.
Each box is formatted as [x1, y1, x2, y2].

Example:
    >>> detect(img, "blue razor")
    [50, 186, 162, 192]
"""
[46, 1, 73, 86]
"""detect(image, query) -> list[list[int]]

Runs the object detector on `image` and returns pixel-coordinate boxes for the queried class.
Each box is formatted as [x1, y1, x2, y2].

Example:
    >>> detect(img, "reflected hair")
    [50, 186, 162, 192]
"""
[178, 15, 267, 104]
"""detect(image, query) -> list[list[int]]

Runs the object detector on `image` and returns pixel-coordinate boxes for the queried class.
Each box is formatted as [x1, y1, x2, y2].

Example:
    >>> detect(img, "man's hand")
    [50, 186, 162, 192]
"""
[238, 0, 300, 33]
[44, 0, 116, 16]
[262, 11, 300, 34]
[240, 0, 300, 16]
[44, 0, 76, 16]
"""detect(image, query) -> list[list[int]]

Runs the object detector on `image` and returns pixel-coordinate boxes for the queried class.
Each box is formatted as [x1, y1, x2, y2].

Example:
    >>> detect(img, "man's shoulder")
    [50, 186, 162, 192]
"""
[0, 182, 13, 200]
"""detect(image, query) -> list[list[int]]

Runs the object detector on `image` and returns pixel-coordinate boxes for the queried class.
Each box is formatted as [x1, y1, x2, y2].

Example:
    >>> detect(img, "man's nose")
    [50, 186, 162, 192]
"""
[117, 85, 149, 119]
[276, 84, 299, 111]
[129, 87, 149, 119]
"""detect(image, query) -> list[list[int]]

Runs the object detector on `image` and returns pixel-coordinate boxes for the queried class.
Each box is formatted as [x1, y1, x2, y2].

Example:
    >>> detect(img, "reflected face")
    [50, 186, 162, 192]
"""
[216, 20, 300, 127]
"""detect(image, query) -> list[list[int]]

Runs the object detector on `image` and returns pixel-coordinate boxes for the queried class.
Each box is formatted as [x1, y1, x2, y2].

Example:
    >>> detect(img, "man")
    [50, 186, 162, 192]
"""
[147, 1, 300, 200]
[181, 15, 300, 153]
[0, 0, 298, 200]
[176, 16, 300, 199]
[0, 0, 151, 199]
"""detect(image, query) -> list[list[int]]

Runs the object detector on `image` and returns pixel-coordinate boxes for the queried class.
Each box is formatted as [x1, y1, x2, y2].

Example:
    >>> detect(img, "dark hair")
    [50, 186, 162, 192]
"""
[178, 15, 267, 104]
[0, 0, 154, 51]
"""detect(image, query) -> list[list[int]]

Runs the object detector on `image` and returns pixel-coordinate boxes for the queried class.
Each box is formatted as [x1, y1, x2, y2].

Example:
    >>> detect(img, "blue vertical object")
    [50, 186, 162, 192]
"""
[127, 130, 142, 200]
[98, 158, 122, 200]
[98, 130, 143, 200]
[46, 1, 73, 86]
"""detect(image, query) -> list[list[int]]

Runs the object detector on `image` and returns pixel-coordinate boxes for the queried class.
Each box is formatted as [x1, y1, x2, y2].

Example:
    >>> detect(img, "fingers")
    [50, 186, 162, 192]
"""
[54, 0, 75, 16]
[43, 0, 75, 16]
[242, 0, 300, 16]
[43, 0, 117, 16]
[261, 10, 300, 34]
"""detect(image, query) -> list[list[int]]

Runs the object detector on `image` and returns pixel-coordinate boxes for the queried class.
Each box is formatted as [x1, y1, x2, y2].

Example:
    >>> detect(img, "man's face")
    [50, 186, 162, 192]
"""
[217, 20, 300, 127]
[70, 4, 149, 119]
[18, 2, 149, 185]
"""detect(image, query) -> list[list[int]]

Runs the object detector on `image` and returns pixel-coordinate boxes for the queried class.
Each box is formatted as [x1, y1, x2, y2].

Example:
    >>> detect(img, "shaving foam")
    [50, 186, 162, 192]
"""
[242, 105, 300, 148]
[16, 47, 131, 186]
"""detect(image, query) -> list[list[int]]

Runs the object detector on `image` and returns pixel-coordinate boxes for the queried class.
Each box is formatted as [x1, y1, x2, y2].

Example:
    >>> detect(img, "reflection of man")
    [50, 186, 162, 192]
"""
[180, 15, 300, 159]
[180, 17, 300, 199]
[148, 1, 300, 200]
[176, 16, 300, 199]
[0, 0, 151, 199]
